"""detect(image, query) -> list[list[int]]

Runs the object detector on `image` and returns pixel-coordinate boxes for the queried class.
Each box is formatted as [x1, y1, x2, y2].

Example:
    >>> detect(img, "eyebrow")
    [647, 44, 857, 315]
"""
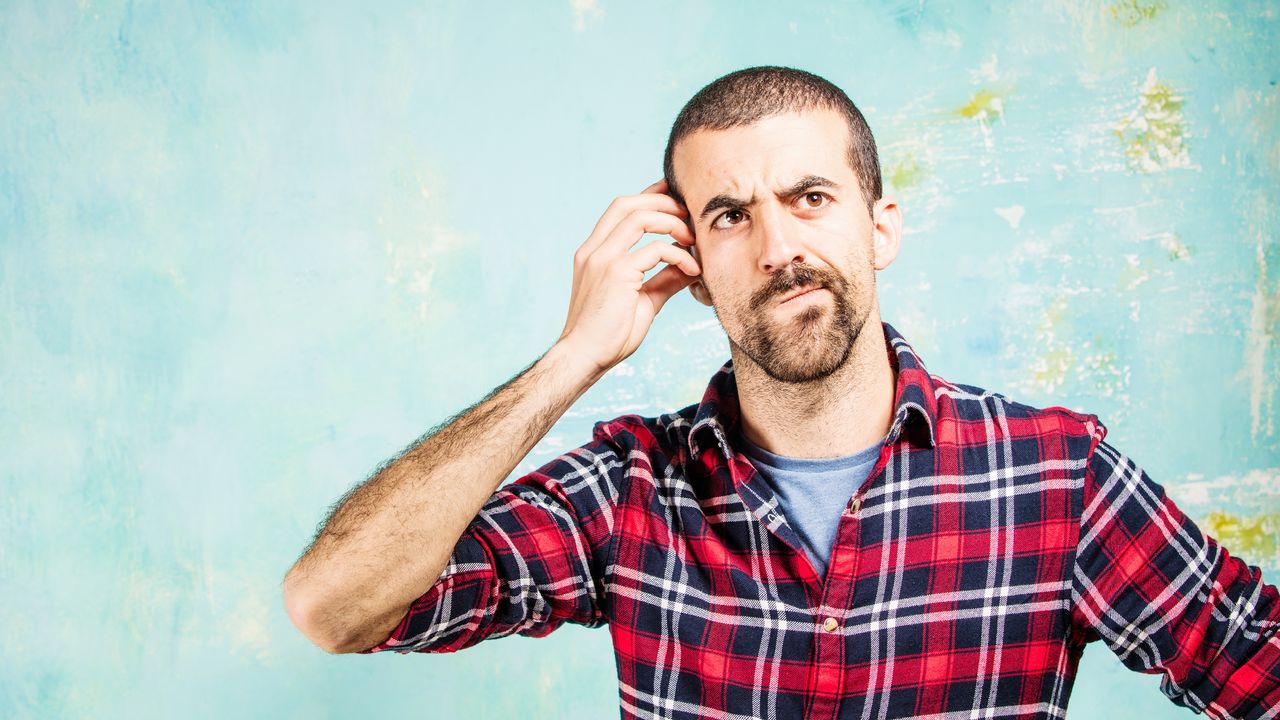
[697, 175, 842, 225]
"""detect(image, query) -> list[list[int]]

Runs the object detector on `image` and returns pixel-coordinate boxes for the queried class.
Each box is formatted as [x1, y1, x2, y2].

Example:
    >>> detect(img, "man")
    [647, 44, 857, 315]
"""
[283, 66, 1280, 718]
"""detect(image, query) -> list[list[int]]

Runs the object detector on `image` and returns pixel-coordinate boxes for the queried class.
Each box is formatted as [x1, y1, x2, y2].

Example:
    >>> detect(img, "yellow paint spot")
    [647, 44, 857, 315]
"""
[1202, 510, 1280, 567]
[1008, 295, 1130, 408]
[1114, 68, 1191, 173]
[1031, 347, 1073, 395]
[1108, 0, 1166, 27]
[886, 153, 926, 191]
[1026, 297, 1072, 396]
[956, 89, 1005, 121]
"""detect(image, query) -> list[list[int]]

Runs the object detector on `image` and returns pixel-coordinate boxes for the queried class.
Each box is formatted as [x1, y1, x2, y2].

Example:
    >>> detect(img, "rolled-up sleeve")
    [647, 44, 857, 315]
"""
[359, 424, 631, 654]
[1072, 438, 1280, 717]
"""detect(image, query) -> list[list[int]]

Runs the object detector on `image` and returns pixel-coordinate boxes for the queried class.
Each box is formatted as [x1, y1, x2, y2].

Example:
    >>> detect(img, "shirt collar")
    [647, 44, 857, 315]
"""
[686, 321, 939, 461]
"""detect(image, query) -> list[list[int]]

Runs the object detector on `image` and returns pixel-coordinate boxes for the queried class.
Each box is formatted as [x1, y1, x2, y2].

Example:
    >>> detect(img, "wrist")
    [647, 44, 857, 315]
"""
[545, 338, 608, 390]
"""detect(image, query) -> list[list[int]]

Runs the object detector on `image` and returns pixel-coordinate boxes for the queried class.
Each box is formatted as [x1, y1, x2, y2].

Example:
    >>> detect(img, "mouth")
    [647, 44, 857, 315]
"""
[779, 286, 825, 305]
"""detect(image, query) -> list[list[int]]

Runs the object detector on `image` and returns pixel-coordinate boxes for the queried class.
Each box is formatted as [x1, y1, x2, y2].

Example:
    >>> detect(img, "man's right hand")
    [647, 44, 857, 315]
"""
[557, 178, 701, 375]
[285, 179, 702, 654]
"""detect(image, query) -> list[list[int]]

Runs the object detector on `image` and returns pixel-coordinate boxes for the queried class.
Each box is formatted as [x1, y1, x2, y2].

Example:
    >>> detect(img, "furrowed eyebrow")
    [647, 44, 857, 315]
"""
[697, 175, 842, 224]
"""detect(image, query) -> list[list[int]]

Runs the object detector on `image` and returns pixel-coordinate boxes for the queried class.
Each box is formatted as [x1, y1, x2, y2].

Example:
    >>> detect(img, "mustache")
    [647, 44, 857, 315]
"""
[752, 263, 837, 309]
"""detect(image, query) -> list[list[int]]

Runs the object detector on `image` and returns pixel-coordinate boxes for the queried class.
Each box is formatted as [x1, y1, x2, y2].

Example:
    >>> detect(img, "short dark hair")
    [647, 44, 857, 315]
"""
[662, 66, 882, 215]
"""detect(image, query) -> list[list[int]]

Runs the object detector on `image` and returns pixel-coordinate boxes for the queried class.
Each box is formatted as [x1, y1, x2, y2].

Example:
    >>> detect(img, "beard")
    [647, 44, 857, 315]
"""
[712, 259, 871, 385]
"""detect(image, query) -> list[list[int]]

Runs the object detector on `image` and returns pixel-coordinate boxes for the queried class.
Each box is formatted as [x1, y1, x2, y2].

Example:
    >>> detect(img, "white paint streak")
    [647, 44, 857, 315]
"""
[605, 361, 636, 378]
[994, 205, 1024, 229]
[1174, 468, 1280, 508]
[680, 318, 721, 336]
[571, 0, 602, 32]
[384, 225, 464, 320]
[1245, 234, 1277, 442]
[973, 54, 1000, 83]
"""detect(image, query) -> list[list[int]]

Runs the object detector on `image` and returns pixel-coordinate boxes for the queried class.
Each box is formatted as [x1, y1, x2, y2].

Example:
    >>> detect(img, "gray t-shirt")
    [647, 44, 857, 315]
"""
[734, 428, 881, 578]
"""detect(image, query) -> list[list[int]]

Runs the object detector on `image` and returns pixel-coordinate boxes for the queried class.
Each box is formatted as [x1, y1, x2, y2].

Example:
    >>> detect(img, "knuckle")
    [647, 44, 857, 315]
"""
[617, 211, 648, 232]
[637, 209, 669, 226]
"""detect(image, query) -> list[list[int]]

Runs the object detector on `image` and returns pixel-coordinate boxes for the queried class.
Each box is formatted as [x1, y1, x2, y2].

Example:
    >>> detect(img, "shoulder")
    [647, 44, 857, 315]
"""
[929, 373, 1107, 448]
[589, 403, 700, 459]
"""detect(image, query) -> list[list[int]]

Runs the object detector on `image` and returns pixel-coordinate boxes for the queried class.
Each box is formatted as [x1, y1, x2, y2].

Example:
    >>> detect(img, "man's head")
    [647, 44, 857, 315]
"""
[663, 66, 902, 385]
[663, 66, 882, 216]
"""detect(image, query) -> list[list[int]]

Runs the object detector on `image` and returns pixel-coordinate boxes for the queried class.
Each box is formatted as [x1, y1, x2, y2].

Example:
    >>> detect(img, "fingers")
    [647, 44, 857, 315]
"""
[605, 210, 695, 253]
[577, 211, 695, 278]
[578, 184, 691, 263]
[641, 262, 700, 312]
[641, 178, 669, 194]
[639, 239, 702, 314]
[628, 238, 700, 277]
[584, 194, 688, 248]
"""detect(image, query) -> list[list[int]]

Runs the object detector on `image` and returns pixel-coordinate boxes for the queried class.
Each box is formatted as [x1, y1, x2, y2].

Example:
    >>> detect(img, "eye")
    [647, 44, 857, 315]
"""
[711, 209, 746, 230]
[800, 191, 829, 209]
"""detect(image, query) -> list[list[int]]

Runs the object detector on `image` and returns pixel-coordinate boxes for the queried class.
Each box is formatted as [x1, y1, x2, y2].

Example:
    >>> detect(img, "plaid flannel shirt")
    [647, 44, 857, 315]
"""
[362, 323, 1280, 719]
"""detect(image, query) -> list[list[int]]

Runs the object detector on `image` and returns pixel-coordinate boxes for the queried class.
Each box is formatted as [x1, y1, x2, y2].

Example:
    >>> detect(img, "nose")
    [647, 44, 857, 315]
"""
[754, 202, 805, 274]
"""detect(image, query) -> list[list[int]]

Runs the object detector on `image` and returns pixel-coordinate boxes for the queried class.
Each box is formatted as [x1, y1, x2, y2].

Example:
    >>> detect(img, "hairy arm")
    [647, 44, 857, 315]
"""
[282, 340, 603, 654]
[282, 178, 699, 654]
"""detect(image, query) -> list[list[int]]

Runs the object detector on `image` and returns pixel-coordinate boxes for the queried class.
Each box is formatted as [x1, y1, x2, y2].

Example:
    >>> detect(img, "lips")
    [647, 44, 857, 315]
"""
[779, 286, 825, 304]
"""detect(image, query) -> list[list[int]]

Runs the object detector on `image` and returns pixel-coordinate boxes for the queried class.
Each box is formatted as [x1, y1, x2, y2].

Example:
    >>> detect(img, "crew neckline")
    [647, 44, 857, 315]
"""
[733, 426, 882, 472]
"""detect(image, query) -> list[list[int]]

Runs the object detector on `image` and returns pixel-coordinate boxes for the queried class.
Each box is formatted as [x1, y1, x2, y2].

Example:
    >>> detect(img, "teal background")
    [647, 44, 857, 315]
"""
[2, 1, 1278, 717]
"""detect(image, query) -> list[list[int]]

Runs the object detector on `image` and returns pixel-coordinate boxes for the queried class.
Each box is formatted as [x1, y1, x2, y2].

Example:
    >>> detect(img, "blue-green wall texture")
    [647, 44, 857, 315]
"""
[2, 1, 1278, 717]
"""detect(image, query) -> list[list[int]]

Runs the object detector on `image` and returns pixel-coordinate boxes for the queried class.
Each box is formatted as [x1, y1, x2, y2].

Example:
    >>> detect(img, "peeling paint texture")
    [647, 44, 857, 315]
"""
[1115, 67, 1193, 172]
[1, 2, 1277, 718]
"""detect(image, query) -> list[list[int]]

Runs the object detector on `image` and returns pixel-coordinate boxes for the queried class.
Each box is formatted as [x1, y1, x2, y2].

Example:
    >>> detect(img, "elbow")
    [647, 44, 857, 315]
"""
[282, 572, 370, 655]
[283, 570, 399, 654]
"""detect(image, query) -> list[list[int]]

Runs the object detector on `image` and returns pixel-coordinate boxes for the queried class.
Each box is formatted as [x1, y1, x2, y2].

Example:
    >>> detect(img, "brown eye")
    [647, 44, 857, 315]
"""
[712, 209, 746, 230]
[803, 192, 826, 208]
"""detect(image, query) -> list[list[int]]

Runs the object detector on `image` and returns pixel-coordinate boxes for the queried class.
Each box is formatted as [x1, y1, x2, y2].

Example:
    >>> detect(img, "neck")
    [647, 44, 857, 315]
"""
[733, 315, 896, 459]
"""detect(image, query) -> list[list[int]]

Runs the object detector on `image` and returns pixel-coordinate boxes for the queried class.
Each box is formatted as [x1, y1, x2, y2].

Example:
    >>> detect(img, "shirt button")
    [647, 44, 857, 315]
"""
[822, 617, 839, 632]
[849, 496, 862, 514]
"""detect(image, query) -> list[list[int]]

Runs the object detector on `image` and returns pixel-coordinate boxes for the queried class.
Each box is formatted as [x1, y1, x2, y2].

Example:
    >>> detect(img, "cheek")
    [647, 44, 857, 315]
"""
[700, 270, 739, 308]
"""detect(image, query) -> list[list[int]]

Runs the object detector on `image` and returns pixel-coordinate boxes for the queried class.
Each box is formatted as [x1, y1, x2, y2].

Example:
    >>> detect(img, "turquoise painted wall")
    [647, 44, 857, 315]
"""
[2, 1, 1277, 717]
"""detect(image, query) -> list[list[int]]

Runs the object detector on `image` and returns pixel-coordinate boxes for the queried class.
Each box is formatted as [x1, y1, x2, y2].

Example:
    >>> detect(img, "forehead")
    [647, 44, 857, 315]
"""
[671, 109, 856, 201]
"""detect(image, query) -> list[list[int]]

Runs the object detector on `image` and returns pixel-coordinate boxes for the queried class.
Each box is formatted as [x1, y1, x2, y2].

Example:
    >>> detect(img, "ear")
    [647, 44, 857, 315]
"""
[871, 194, 902, 271]
[686, 241, 714, 306]
[689, 279, 713, 307]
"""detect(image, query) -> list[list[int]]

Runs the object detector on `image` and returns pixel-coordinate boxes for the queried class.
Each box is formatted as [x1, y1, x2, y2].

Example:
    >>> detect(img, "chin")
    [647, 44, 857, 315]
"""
[745, 308, 863, 384]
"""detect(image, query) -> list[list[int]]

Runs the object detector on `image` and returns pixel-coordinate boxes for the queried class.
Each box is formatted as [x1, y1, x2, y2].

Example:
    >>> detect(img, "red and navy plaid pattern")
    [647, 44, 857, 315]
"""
[362, 323, 1280, 718]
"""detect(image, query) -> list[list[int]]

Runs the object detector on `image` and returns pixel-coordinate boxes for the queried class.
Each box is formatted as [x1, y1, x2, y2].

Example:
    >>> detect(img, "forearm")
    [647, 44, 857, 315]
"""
[283, 340, 604, 653]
